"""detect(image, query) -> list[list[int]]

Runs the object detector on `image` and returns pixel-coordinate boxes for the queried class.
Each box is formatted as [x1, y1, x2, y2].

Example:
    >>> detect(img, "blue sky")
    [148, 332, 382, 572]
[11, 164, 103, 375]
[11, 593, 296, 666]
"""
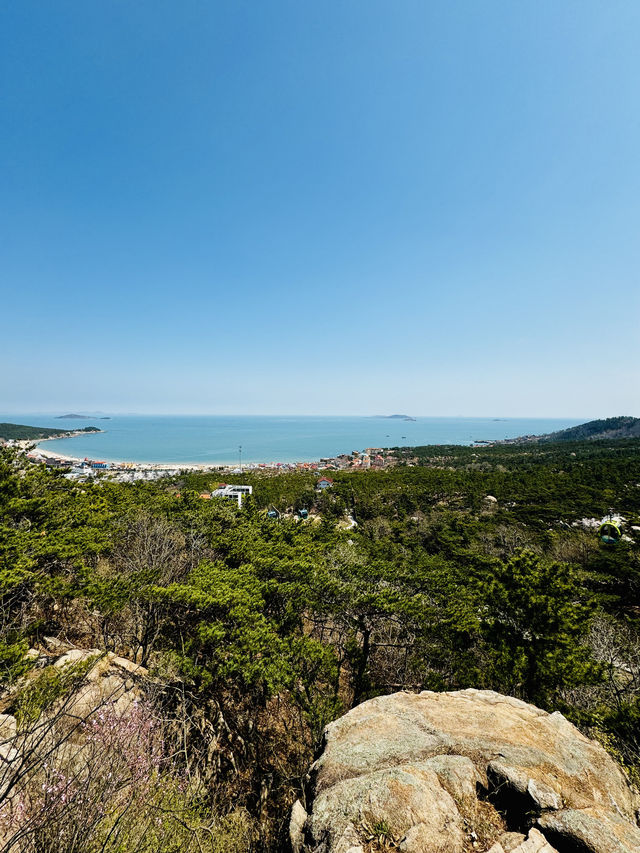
[2, 1, 639, 416]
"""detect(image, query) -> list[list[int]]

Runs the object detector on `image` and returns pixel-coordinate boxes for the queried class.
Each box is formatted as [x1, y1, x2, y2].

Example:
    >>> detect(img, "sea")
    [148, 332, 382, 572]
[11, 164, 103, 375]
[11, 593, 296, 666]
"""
[1, 414, 586, 466]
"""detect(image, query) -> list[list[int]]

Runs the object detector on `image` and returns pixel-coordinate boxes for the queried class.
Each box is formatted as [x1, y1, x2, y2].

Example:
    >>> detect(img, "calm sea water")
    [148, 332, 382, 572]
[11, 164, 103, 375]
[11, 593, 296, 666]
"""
[1, 414, 586, 465]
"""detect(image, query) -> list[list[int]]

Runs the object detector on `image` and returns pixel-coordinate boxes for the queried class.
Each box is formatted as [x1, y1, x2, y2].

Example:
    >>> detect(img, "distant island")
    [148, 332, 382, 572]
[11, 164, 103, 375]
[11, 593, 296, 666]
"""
[374, 414, 417, 421]
[0, 422, 102, 441]
[491, 416, 640, 445]
[56, 413, 108, 419]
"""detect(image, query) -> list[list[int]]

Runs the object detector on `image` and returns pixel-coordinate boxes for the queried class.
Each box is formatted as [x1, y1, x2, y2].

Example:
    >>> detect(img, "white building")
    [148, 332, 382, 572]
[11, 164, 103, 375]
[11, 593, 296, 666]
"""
[210, 484, 253, 508]
[316, 477, 334, 490]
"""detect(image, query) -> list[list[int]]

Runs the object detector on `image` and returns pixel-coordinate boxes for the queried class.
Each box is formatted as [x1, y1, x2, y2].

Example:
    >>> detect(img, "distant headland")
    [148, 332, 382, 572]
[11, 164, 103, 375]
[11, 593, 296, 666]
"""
[0, 422, 103, 442]
[481, 416, 640, 446]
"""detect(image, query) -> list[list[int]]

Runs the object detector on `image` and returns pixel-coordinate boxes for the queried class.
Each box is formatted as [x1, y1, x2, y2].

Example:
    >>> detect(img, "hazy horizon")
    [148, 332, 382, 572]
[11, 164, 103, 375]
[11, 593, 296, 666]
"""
[0, 409, 624, 421]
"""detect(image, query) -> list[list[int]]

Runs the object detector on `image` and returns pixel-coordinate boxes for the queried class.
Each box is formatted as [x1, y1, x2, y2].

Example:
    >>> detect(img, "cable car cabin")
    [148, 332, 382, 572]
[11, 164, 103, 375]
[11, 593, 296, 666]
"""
[297, 508, 309, 520]
[267, 508, 280, 519]
[599, 520, 621, 545]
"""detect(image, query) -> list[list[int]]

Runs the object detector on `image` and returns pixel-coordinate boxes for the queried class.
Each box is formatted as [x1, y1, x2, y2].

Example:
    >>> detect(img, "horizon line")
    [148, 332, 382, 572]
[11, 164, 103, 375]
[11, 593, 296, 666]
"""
[0, 411, 617, 420]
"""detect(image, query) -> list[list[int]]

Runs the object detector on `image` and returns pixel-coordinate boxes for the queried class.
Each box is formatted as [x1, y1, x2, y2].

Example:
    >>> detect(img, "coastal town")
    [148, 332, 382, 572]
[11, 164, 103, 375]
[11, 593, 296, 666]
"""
[2, 436, 405, 483]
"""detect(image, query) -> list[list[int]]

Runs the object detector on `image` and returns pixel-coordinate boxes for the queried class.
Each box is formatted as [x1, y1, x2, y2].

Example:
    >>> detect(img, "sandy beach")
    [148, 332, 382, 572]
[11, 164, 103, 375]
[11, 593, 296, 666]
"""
[30, 439, 226, 471]
[26, 437, 292, 473]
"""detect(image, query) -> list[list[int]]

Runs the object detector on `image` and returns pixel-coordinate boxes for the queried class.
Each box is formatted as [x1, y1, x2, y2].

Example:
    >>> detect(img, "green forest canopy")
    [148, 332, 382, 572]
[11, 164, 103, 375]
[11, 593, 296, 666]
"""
[0, 422, 100, 440]
[0, 436, 639, 849]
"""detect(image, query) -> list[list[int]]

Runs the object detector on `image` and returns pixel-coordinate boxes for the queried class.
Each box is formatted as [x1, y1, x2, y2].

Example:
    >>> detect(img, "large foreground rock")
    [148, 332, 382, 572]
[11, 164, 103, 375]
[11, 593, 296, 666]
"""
[291, 689, 640, 853]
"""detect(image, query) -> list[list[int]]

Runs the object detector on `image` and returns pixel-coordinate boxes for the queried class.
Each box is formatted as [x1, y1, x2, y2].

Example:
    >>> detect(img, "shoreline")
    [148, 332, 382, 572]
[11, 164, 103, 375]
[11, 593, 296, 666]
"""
[17, 414, 592, 472]
[32, 440, 234, 471]
[30, 436, 319, 472]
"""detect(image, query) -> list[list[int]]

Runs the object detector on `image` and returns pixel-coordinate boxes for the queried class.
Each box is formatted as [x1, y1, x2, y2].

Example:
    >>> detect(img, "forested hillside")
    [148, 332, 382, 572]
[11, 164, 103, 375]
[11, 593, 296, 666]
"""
[540, 416, 640, 442]
[491, 416, 640, 444]
[1, 439, 639, 851]
[0, 422, 100, 440]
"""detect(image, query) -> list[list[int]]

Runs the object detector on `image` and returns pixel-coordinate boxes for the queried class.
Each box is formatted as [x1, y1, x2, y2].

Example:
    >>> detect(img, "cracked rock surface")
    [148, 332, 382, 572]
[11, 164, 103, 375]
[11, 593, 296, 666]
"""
[290, 689, 640, 853]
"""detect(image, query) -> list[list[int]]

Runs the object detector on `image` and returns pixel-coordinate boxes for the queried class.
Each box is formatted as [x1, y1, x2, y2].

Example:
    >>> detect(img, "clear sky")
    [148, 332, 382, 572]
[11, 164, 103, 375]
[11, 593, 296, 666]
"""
[2, 1, 639, 416]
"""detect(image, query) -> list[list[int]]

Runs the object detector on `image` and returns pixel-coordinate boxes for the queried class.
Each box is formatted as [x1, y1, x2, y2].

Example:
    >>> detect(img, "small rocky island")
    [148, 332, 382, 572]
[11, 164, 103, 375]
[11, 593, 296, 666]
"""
[56, 413, 104, 419]
[375, 414, 417, 421]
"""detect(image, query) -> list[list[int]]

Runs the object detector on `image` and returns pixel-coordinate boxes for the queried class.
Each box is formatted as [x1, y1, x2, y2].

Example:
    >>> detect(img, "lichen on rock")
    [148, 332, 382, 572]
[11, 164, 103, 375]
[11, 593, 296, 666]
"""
[291, 689, 640, 853]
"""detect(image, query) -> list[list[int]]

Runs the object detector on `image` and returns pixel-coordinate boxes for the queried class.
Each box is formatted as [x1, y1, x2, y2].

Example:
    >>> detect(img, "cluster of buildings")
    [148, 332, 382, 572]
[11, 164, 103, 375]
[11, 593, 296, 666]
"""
[20, 444, 401, 482]
[198, 448, 400, 475]
[24, 451, 178, 482]
[318, 448, 397, 470]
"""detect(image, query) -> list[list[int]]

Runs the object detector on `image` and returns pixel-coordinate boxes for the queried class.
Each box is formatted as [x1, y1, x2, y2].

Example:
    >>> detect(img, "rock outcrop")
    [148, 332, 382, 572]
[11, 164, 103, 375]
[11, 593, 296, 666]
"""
[0, 647, 149, 835]
[0, 647, 148, 773]
[291, 689, 640, 853]
[51, 648, 147, 716]
[0, 646, 147, 722]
